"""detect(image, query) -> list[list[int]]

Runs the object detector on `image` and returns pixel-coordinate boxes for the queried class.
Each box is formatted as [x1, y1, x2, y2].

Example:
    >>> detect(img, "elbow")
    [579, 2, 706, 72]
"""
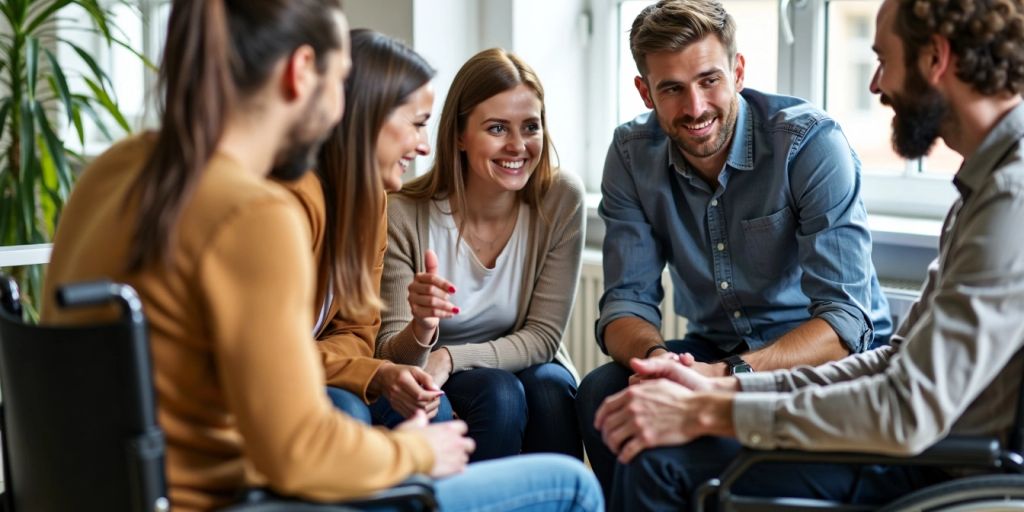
[890, 413, 952, 456]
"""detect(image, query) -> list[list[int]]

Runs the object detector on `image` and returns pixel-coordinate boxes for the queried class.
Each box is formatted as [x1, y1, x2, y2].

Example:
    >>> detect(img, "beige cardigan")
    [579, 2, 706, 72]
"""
[377, 171, 585, 382]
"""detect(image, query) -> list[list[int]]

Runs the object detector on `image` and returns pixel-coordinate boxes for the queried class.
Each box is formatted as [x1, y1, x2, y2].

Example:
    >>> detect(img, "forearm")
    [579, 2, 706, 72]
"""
[744, 318, 848, 371]
[604, 316, 665, 366]
[377, 322, 436, 367]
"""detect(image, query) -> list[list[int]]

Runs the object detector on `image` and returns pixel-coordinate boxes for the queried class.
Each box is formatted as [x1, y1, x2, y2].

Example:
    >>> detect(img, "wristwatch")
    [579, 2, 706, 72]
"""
[722, 355, 753, 375]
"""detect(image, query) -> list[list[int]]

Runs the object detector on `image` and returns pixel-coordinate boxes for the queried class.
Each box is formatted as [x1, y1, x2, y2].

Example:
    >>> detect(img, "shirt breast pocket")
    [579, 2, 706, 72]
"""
[740, 207, 798, 280]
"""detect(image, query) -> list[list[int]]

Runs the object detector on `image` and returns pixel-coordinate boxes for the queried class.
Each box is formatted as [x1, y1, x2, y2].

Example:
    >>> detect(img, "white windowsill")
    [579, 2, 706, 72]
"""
[584, 192, 942, 250]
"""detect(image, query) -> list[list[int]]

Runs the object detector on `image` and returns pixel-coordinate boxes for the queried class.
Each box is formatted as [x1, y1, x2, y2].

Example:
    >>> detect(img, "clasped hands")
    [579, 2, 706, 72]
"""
[594, 352, 736, 464]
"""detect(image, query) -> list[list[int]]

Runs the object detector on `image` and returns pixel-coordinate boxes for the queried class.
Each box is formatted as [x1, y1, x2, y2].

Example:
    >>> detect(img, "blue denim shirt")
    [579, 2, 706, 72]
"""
[597, 89, 892, 354]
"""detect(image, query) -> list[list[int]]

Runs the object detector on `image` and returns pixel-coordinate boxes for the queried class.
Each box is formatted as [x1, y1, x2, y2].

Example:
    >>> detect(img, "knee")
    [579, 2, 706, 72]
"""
[325, 386, 371, 425]
[577, 362, 630, 418]
[473, 369, 527, 415]
[518, 363, 577, 401]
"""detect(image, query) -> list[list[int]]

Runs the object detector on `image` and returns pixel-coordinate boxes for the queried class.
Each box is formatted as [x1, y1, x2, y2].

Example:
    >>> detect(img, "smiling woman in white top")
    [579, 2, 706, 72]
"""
[377, 48, 586, 461]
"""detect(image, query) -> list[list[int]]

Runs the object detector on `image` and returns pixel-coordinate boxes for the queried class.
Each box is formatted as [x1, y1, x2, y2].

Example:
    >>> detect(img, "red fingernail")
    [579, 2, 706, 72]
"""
[452, 307, 460, 314]
[449, 286, 456, 293]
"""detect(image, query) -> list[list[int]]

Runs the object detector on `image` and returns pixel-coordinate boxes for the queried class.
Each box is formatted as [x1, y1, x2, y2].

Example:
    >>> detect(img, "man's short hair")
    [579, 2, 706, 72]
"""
[895, 0, 1024, 95]
[629, 0, 737, 77]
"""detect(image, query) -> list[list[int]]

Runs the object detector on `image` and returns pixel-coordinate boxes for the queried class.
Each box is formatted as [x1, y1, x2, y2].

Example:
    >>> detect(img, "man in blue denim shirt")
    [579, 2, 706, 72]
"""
[576, 0, 892, 493]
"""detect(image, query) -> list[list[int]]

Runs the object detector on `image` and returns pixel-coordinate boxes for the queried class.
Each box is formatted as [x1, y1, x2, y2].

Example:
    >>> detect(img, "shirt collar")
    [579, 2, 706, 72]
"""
[726, 94, 755, 171]
[953, 101, 1024, 198]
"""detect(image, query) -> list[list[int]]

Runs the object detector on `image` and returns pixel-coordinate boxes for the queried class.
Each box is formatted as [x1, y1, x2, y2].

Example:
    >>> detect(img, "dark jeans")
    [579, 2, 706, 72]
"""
[443, 362, 583, 462]
[611, 436, 949, 511]
[326, 386, 453, 427]
[576, 336, 736, 499]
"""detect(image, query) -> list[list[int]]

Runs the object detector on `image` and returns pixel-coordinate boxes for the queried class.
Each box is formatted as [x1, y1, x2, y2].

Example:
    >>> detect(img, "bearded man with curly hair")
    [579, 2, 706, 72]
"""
[594, 1, 1024, 509]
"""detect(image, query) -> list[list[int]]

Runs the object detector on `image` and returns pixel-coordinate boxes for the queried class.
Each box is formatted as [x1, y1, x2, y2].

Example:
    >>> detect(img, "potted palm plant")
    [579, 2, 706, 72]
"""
[0, 0, 151, 318]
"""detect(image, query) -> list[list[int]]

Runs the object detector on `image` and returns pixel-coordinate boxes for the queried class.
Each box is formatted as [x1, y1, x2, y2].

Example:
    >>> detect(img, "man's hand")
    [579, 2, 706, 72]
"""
[594, 379, 698, 463]
[686, 360, 729, 377]
[594, 379, 735, 463]
[629, 357, 741, 392]
[424, 348, 454, 389]
[371, 363, 444, 419]
[397, 411, 475, 478]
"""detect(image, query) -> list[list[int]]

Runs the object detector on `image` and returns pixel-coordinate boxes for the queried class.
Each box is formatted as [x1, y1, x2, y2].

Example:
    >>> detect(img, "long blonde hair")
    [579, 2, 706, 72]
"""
[398, 48, 557, 224]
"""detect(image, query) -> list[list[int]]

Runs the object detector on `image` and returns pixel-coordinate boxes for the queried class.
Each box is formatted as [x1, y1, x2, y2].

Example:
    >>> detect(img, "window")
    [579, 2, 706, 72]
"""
[56, 0, 168, 155]
[594, 0, 957, 219]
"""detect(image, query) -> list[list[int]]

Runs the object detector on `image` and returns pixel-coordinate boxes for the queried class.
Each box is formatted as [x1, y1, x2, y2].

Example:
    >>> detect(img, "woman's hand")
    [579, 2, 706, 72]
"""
[425, 347, 454, 388]
[407, 249, 458, 342]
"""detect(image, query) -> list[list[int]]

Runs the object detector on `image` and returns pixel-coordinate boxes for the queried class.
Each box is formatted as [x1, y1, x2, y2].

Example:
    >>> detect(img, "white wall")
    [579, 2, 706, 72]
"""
[343, 0, 592, 179]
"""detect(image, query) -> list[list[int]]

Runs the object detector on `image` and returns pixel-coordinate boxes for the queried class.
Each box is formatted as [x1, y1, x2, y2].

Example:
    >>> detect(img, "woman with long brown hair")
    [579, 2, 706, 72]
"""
[378, 48, 586, 461]
[281, 29, 452, 426]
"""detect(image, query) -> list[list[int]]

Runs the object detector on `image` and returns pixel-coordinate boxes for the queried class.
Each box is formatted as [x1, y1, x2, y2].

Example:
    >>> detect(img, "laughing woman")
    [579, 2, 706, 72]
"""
[283, 29, 451, 427]
[377, 48, 585, 461]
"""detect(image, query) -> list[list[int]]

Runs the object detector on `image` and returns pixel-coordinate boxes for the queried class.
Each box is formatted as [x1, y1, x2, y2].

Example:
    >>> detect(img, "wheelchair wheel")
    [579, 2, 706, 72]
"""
[880, 474, 1024, 512]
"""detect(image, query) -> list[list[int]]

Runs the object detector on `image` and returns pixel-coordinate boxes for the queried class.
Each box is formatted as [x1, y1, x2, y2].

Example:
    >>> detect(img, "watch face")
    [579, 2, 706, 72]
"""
[730, 363, 754, 374]
[725, 356, 753, 375]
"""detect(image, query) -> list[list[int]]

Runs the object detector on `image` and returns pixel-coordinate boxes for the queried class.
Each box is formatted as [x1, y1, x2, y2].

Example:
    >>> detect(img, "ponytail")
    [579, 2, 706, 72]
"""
[127, 0, 234, 271]
[126, 0, 345, 271]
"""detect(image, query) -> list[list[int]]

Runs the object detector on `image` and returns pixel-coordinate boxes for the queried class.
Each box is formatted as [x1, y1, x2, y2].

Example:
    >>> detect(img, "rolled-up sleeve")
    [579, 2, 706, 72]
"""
[733, 186, 1024, 454]
[789, 119, 877, 353]
[596, 135, 667, 352]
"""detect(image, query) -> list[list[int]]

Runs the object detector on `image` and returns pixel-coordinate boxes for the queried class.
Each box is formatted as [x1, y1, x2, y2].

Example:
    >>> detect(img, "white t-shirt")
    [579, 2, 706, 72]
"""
[428, 200, 530, 346]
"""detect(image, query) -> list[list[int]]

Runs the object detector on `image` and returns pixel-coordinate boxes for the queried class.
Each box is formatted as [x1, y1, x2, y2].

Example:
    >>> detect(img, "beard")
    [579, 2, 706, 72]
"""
[881, 67, 950, 159]
[659, 95, 738, 160]
[270, 82, 335, 182]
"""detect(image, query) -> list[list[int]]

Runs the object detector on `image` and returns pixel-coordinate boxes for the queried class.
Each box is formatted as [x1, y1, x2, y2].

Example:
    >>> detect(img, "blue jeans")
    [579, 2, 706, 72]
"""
[436, 454, 601, 511]
[326, 386, 453, 427]
[444, 363, 582, 462]
[237, 454, 603, 511]
[612, 437, 948, 511]
[576, 336, 734, 498]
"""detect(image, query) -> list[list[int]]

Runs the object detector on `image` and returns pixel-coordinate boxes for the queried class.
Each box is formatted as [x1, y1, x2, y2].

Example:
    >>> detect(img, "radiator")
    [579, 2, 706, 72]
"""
[564, 251, 921, 379]
[566, 251, 688, 378]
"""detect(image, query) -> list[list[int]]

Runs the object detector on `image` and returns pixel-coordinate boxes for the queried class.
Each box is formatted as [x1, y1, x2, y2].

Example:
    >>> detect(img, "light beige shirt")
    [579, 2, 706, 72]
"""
[733, 102, 1024, 456]
[377, 171, 585, 381]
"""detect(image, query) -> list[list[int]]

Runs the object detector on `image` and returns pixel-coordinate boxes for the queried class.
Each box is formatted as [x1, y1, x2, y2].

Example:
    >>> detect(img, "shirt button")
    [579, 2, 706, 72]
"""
[710, 199, 719, 207]
[733, 311, 742, 318]
[720, 281, 730, 290]
[717, 243, 725, 251]
[750, 433, 762, 445]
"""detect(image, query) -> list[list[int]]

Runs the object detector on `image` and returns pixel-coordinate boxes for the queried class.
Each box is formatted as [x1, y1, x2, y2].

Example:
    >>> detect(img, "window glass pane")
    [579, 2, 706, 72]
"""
[824, 0, 901, 174]
[617, 0, 779, 125]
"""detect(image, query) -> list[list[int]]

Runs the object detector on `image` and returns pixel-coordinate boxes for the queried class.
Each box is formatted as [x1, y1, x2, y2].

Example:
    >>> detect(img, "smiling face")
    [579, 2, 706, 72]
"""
[869, 0, 949, 159]
[458, 84, 543, 196]
[634, 35, 743, 172]
[376, 82, 435, 192]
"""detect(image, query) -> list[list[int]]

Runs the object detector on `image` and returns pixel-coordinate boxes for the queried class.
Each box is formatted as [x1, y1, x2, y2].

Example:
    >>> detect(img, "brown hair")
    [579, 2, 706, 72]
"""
[629, 0, 737, 76]
[316, 29, 434, 318]
[399, 48, 557, 226]
[127, 0, 345, 271]
[894, 0, 1024, 96]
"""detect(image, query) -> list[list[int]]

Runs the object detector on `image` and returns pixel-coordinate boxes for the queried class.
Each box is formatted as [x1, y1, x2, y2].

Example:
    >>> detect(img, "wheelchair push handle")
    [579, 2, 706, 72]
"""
[57, 280, 145, 322]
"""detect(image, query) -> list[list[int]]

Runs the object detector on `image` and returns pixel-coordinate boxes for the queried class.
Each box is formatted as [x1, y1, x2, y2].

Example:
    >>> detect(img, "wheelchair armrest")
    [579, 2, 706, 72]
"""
[341, 474, 436, 511]
[695, 437, 1004, 512]
[222, 475, 437, 512]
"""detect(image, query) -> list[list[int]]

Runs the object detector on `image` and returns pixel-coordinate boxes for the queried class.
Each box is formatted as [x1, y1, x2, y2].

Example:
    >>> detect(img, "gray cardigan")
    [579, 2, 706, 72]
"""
[376, 171, 585, 382]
